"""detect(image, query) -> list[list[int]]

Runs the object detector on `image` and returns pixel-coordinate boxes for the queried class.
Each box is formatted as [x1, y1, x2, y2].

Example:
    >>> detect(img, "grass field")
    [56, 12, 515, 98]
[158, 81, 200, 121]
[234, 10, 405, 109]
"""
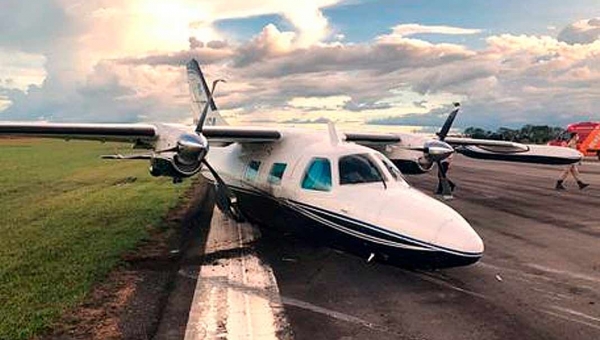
[0, 138, 191, 340]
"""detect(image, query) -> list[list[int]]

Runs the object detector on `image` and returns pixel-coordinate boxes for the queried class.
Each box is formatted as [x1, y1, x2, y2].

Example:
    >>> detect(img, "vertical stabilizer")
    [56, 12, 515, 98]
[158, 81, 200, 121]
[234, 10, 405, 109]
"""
[327, 121, 342, 146]
[186, 59, 229, 126]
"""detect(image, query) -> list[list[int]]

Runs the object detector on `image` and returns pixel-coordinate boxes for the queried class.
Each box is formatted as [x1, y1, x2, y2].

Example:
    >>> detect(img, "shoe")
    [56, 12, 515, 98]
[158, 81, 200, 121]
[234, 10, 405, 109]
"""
[577, 181, 589, 190]
[555, 180, 566, 190]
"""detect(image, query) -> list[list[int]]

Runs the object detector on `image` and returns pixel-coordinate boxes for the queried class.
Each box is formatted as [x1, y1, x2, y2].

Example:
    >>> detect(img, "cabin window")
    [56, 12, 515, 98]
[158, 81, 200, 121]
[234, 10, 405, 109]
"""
[244, 160, 261, 181]
[301, 158, 332, 191]
[339, 154, 384, 185]
[268, 163, 287, 185]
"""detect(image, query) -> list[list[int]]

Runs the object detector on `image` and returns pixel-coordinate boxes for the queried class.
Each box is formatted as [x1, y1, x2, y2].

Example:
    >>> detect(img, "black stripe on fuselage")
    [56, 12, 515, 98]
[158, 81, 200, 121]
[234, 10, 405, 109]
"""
[288, 200, 481, 257]
[222, 182, 481, 258]
[218, 182, 482, 267]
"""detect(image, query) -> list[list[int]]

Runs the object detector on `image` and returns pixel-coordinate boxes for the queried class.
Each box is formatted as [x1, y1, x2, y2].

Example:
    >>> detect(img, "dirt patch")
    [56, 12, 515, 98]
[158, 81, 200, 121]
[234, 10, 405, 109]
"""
[40, 178, 212, 340]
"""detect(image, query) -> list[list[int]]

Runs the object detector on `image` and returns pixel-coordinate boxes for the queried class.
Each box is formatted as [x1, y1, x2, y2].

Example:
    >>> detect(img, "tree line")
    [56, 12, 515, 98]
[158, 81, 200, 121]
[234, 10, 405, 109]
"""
[463, 125, 564, 144]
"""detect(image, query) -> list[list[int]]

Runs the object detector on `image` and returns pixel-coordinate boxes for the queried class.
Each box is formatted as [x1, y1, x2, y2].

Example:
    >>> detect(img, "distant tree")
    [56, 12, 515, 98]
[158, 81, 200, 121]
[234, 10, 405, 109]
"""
[463, 127, 491, 139]
[464, 125, 564, 144]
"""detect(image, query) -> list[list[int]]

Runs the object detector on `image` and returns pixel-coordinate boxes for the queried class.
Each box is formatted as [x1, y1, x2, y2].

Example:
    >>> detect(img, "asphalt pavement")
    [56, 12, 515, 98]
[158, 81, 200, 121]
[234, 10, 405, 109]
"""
[160, 156, 600, 340]
[256, 156, 600, 340]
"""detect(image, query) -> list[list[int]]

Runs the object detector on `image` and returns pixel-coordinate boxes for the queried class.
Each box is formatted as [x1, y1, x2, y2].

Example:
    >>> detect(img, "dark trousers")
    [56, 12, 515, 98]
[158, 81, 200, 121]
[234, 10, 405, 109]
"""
[436, 162, 455, 194]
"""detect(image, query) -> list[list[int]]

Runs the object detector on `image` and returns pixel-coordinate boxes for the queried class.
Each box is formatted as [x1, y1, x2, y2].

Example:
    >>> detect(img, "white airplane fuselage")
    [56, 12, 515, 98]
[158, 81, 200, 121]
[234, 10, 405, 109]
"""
[202, 128, 484, 268]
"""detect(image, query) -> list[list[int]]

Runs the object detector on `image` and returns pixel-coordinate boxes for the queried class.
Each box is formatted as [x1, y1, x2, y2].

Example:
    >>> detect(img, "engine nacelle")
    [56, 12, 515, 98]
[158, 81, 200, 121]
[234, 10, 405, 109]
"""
[384, 139, 454, 174]
[149, 156, 202, 179]
[149, 133, 208, 182]
[391, 158, 435, 174]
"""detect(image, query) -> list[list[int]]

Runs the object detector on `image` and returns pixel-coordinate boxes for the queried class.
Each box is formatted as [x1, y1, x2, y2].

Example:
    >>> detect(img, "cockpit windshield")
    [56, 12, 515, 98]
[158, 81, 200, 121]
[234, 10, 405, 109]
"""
[339, 154, 384, 185]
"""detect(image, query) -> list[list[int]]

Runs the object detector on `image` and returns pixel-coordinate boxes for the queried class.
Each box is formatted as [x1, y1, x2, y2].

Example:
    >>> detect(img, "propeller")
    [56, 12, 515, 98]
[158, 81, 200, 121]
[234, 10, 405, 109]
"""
[402, 103, 459, 198]
[185, 59, 244, 221]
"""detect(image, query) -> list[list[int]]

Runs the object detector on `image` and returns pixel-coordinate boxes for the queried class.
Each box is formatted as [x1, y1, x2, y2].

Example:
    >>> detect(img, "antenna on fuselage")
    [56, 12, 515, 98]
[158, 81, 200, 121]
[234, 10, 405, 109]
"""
[327, 121, 342, 146]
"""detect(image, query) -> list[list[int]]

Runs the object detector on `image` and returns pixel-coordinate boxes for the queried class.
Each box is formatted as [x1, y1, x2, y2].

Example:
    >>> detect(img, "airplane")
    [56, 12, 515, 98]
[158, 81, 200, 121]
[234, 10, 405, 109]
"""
[0, 59, 582, 268]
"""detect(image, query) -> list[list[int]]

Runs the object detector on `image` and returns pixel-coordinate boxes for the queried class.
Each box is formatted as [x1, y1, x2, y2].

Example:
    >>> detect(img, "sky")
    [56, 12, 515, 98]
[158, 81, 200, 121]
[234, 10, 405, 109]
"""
[1, 0, 600, 129]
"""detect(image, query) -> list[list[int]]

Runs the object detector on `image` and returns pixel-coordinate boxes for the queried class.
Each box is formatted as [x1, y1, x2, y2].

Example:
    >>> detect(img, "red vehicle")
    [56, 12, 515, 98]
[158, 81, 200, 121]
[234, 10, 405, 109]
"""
[548, 122, 600, 159]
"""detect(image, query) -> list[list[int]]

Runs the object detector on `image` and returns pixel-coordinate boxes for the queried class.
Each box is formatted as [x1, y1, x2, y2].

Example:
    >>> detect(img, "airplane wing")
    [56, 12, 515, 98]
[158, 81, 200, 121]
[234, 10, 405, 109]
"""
[344, 132, 401, 146]
[203, 126, 281, 145]
[446, 136, 581, 165]
[344, 130, 582, 174]
[0, 122, 281, 144]
[0, 122, 158, 143]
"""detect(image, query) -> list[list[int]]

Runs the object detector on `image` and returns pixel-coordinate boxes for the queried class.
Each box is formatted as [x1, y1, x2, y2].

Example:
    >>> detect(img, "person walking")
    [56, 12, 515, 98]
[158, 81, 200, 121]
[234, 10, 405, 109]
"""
[556, 132, 589, 190]
[436, 155, 456, 196]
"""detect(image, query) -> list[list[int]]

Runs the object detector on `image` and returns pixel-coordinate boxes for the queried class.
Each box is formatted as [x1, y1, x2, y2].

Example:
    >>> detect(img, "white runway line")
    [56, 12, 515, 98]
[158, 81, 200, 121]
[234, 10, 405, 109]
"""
[541, 309, 600, 331]
[184, 210, 290, 340]
[525, 263, 600, 286]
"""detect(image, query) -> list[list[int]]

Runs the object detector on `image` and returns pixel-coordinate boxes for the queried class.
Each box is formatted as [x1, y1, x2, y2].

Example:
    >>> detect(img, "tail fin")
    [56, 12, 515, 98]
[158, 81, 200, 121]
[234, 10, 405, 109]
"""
[186, 59, 228, 126]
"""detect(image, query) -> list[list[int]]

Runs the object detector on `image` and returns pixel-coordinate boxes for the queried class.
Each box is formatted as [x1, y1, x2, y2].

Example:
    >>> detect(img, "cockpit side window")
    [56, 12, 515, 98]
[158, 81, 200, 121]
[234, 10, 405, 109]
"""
[339, 154, 383, 185]
[244, 160, 261, 181]
[376, 154, 403, 181]
[301, 158, 332, 191]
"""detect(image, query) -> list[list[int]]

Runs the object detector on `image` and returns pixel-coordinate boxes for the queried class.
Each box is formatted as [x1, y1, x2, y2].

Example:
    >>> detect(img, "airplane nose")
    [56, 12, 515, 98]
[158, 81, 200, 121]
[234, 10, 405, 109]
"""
[434, 217, 484, 255]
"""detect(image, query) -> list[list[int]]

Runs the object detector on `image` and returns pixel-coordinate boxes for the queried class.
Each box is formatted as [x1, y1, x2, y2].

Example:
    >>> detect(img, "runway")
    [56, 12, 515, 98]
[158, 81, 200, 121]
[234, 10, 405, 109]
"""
[162, 156, 600, 339]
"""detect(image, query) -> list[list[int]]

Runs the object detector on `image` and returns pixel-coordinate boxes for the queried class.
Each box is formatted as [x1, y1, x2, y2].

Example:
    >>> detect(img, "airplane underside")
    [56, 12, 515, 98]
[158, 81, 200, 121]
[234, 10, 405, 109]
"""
[222, 183, 482, 269]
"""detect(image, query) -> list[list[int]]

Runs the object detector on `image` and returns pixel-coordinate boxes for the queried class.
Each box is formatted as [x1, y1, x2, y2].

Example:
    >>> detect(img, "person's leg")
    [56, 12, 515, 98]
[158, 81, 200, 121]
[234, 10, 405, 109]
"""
[556, 167, 570, 190]
[559, 167, 570, 181]
[435, 162, 449, 194]
[435, 180, 442, 194]
[570, 166, 581, 181]
[571, 166, 589, 189]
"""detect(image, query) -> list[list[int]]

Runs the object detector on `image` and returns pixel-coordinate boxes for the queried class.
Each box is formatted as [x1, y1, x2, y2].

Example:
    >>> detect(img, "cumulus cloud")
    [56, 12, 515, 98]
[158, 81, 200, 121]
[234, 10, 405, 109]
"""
[281, 117, 330, 124]
[0, 0, 341, 122]
[386, 23, 482, 38]
[1, 4, 600, 130]
[557, 18, 600, 44]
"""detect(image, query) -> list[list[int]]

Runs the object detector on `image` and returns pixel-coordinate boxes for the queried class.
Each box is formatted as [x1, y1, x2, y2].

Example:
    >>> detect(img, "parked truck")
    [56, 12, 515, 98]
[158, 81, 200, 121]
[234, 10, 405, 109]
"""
[548, 122, 600, 159]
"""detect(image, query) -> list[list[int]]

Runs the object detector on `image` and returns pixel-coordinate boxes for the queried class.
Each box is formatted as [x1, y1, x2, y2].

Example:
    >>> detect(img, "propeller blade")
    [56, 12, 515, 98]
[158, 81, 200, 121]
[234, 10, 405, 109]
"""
[196, 79, 226, 134]
[437, 102, 461, 141]
[201, 159, 244, 221]
[155, 145, 179, 154]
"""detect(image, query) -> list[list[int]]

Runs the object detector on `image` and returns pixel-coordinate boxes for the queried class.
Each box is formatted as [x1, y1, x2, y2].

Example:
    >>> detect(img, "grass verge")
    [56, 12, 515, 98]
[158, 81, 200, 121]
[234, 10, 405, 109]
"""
[0, 138, 191, 340]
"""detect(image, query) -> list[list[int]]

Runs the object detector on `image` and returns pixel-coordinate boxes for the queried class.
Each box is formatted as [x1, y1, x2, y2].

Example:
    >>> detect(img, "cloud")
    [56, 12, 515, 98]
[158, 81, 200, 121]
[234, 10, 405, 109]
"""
[367, 104, 456, 127]
[0, 0, 341, 122]
[234, 24, 297, 67]
[281, 117, 330, 124]
[288, 95, 350, 111]
[557, 17, 600, 44]
[2, 6, 600, 131]
[386, 23, 482, 38]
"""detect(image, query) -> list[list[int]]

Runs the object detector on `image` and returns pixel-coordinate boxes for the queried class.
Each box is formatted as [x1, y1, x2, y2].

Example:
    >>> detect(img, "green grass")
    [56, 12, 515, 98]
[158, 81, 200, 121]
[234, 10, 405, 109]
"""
[0, 138, 191, 340]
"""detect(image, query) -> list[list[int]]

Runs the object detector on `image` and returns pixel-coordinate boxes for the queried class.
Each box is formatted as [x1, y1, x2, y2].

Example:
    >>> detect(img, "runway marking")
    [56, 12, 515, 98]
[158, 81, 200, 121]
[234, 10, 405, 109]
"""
[184, 210, 290, 340]
[412, 271, 488, 300]
[479, 262, 567, 284]
[530, 287, 570, 301]
[281, 296, 388, 331]
[541, 310, 600, 331]
[550, 305, 600, 324]
[525, 263, 600, 286]
[181, 274, 391, 334]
